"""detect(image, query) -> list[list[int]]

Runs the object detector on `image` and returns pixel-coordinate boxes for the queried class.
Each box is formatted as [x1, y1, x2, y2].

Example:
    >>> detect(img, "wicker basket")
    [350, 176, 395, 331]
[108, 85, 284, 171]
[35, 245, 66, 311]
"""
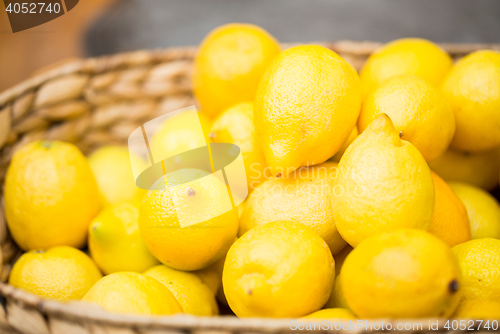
[0, 41, 500, 334]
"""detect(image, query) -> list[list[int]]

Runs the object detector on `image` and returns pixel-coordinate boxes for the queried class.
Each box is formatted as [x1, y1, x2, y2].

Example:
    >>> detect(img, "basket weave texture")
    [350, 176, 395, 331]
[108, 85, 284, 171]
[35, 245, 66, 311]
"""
[0, 42, 499, 334]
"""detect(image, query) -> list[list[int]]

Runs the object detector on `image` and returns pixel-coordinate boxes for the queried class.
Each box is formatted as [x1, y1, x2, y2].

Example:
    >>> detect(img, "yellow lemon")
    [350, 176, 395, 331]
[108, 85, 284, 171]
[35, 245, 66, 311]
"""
[144, 265, 218, 316]
[195, 269, 220, 295]
[194, 23, 280, 117]
[139, 168, 239, 271]
[5, 140, 100, 250]
[448, 182, 500, 239]
[360, 38, 452, 100]
[209, 102, 268, 190]
[325, 275, 350, 311]
[324, 246, 353, 310]
[150, 110, 212, 159]
[223, 221, 334, 318]
[215, 263, 230, 306]
[255, 45, 361, 176]
[237, 200, 246, 218]
[331, 128, 358, 162]
[195, 251, 232, 306]
[301, 308, 356, 320]
[359, 75, 455, 161]
[452, 238, 500, 302]
[195, 262, 222, 295]
[240, 162, 346, 254]
[429, 148, 500, 191]
[342, 229, 462, 318]
[453, 300, 500, 319]
[82, 272, 182, 315]
[194, 248, 228, 295]
[333, 114, 435, 247]
[442, 50, 500, 152]
[9, 246, 102, 301]
[333, 246, 352, 277]
[88, 201, 159, 275]
[88, 145, 147, 206]
[428, 172, 471, 247]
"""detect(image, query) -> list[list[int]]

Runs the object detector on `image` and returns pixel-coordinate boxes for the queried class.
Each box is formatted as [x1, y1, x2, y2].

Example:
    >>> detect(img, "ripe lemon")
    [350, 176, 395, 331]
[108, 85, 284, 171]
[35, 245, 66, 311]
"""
[333, 246, 352, 277]
[333, 114, 435, 247]
[194, 262, 221, 295]
[193, 23, 280, 117]
[5, 140, 100, 250]
[359, 75, 455, 161]
[196, 252, 232, 306]
[240, 162, 346, 254]
[331, 128, 358, 162]
[324, 246, 353, 310]
[448, 182, 500, 239]
[452, 238, 500, 302]
[342, 229, 462, 318]
[429, 148, 500, 190]
[442, 50, 500, 151]
[88, 145, 147, 206]
[88, 201, 159, 275]
[301, 308, 356, 320]
[194, 249, 228, 295]
[139, 168, 239, 271]
[150, 110, 212, 159]
[428, 172, 470, 247]
[453, 300, 500, 319]
[144, 265, 218, 316]
[215, 261, 230, 306]
[237, 200, 246, 218]
[223, 221, 334, 318]
[9, 246, 102, 301]
[325, 275, 350, 311]
[82, 272, 182, 315]
[255, 45, 361, 176]
[209, 102, 268, 190]
[360, 38, 452, 100]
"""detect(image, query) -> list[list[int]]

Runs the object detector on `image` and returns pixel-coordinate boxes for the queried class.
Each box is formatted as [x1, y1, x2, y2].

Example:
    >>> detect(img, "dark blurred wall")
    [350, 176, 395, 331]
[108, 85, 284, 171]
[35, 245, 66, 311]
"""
[86, 0, 500, 56]
[1, 0, 499, 92]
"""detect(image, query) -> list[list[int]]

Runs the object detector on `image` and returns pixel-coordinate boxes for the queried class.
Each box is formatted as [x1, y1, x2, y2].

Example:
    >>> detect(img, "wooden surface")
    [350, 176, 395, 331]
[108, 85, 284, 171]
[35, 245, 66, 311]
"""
[0, 0, 115, 92]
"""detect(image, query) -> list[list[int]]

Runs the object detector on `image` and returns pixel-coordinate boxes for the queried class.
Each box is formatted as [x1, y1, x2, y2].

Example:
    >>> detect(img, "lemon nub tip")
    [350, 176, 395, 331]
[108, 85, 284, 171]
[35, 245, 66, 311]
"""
[39, 140, 53, 149]
[91, 221, 101, 232]
[366, 113, 402, 145]
[448, 279, 459, 293]
[374, 113, 394, 128]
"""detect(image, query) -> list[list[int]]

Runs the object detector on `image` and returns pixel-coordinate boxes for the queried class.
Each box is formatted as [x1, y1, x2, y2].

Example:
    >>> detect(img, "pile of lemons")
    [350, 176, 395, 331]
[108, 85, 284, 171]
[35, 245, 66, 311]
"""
[4, 23, 500, 320]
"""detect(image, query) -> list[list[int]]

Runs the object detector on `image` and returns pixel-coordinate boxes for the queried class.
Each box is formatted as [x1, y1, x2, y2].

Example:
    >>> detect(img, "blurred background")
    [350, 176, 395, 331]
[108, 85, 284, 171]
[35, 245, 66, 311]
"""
[1, 0, 500, 92]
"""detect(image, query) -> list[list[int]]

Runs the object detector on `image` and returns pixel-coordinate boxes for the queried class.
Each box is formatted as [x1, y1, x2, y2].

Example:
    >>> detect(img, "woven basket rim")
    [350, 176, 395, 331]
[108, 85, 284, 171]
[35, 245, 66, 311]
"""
[0, 47, 197, 108]
[2, 41, 500, 108]
[0, 282, 464, 330]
